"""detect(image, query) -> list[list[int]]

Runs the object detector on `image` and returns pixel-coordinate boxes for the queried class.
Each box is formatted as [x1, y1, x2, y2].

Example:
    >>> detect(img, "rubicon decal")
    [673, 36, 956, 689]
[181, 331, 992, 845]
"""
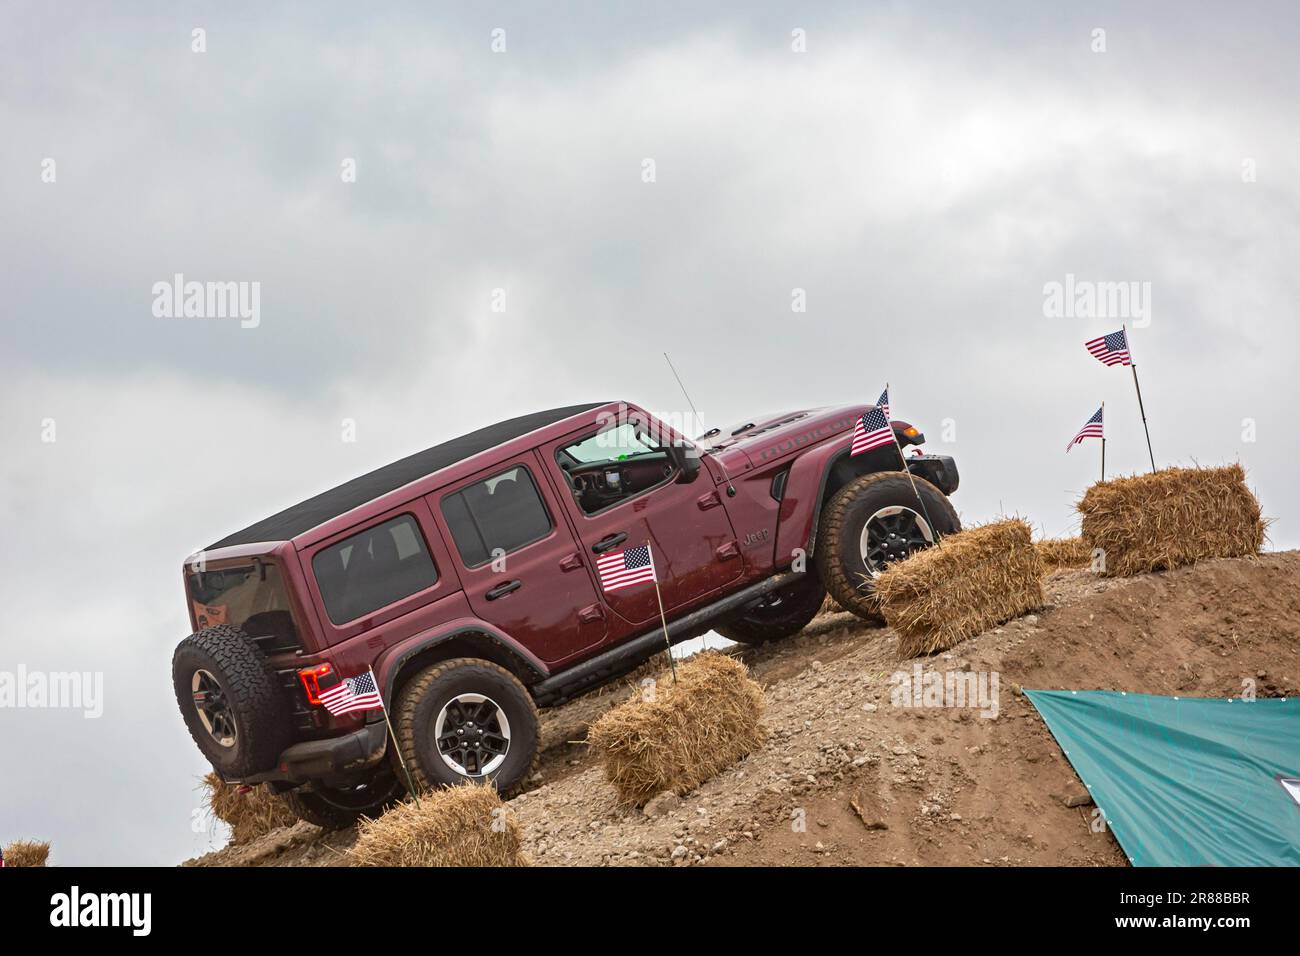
[756, 416, 858, 461]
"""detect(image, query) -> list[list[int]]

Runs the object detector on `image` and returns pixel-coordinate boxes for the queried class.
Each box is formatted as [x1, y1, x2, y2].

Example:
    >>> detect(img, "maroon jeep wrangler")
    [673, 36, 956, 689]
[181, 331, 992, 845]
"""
[173, 400, 959, 826]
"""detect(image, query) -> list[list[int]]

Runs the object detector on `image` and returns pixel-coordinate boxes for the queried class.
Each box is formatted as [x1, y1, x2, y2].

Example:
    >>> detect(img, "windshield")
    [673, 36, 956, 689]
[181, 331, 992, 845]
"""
[186, 562, 300, 652]
[563, 423, 661, 464]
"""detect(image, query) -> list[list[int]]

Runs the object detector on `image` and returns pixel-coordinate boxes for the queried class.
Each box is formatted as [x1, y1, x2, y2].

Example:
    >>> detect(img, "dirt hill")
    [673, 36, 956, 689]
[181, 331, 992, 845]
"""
[189, 551, 1300, 867]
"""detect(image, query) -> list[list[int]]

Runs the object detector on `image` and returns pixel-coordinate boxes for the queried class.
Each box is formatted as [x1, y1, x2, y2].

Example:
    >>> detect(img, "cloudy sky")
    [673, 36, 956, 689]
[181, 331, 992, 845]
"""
[2, 1, 1297, 864]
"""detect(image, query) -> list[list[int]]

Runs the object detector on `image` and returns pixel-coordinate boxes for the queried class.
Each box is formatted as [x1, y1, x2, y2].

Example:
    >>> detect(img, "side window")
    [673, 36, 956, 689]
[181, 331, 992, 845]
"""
[441, 465, 553, 568]
[312, 514, 438, 625]
[556, 423, 675, 515]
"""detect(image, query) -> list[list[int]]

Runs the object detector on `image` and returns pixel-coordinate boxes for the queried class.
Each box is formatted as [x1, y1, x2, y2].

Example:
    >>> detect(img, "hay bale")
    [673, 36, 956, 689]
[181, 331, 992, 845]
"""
[817, 593, 845, 616]
[876, 518, 1044, 658]
[3, 840, 51, 867]
[203, 772, 298, 845]
[1035, 536, 1092, 572]
[586, 651, 767, 807]
[1078, 464, 1265, 577]
[348, 784, 525, 867]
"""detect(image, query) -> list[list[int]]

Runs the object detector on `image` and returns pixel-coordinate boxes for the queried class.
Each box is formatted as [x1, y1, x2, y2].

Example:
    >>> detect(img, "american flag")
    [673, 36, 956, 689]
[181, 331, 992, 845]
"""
[877, 386, 890, 418]
[1085, 329, 1131, 366]
[1066, 406, 1104, 452]
[319, 670, 384, 716]
[851, 404, 894, 456]
[596, 543, 657, 592]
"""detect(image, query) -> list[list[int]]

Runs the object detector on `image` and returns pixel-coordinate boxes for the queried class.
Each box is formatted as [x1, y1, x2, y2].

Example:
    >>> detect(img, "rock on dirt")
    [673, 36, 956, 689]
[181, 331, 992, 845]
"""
[644, 791, 682, 818]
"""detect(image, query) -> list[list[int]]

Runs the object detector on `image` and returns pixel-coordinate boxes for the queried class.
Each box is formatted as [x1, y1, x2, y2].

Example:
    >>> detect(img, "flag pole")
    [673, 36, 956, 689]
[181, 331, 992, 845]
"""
[1100, 401, 1106, 482]
[885, 382, 942, 546]
[1124, 325, 1156, 473]
[368, 666, 421, 807]
[647, 544, 677, 682]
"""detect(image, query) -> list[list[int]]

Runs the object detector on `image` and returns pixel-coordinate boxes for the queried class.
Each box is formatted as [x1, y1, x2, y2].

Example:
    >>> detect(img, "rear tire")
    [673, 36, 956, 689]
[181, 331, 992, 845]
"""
[281, 768, 406, 829]
[393, 659, 539, 796]
[716, 574, 826, 644]
[172, 625, 293, 778]
[815, 472, 960, 622]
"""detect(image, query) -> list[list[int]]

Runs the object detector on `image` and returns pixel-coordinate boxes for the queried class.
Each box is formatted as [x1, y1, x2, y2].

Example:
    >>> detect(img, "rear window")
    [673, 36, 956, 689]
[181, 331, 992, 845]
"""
[441, 465, 552, 567]
[312, 514, 439, 625]
[186, 562, 300, 652]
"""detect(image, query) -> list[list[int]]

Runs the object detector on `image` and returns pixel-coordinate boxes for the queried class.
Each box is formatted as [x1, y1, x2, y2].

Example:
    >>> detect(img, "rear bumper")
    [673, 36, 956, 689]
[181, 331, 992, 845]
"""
[246, 721, 388, 786]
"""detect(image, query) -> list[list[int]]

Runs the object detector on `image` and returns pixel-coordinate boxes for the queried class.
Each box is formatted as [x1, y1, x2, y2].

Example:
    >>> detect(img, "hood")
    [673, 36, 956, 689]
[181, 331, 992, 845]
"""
[702, 406, 866, 469]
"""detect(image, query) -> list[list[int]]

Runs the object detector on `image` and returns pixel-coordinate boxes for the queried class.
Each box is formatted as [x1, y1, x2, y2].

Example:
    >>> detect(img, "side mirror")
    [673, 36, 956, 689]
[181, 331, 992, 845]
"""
[670, 443, 702, 483]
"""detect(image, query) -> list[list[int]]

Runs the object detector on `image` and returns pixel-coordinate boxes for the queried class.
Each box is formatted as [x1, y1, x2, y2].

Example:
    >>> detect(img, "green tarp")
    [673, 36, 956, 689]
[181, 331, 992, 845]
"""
[1025, 690, 1300, 866]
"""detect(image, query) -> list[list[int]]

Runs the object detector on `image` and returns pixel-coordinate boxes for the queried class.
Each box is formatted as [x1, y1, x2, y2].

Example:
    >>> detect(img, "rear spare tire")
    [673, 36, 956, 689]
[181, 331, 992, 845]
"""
[815, 471, 960, 622]
[716, 573, 826, 644]
[394, 658, 539, 796]
[172, 624, 293, 778]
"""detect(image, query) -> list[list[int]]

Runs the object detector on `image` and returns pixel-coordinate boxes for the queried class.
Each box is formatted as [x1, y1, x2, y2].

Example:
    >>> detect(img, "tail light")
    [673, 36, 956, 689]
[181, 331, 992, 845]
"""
[297, 662, 336, 705]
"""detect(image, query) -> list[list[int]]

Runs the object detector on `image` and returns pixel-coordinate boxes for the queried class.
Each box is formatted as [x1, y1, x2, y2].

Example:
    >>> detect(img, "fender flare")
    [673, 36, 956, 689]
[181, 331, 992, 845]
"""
[773, 437, 902, 565]
[376, 618, 550, 700]
[806, 449, 852, 556]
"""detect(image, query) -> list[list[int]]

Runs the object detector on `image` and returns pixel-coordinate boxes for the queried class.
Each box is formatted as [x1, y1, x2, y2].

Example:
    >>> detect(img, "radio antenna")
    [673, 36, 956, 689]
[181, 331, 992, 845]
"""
[664, 352, 702, 433]
[664, 352, 736, 497]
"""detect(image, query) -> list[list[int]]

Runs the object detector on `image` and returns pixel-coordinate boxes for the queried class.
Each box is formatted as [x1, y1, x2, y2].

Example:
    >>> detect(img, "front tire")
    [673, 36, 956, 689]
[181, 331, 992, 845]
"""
[393, 659, 539, 795]
[815, 471, 960, 621]
[716, 574, 826, 644]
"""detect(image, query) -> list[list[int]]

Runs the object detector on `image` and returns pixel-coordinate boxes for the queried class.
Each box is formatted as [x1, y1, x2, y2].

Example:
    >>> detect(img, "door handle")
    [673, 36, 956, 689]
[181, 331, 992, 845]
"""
[485, 580, 522, 601]
[578, 603, 604, 623]
[715, 541, 741, 560]
[697, 491, 722, 510]
[559, 552, 583, 572]
[591, 532, 628, 554]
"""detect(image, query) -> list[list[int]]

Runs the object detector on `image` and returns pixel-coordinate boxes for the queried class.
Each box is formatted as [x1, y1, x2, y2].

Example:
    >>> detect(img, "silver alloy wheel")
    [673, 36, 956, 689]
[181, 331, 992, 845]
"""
[858, 505, 935, 576]
[433, 693, 511, 777]
[191, 669, 237, 748]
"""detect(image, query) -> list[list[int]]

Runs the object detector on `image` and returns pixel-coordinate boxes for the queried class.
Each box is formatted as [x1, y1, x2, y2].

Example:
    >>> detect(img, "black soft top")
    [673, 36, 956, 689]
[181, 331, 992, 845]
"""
[207, 402, 604, 550]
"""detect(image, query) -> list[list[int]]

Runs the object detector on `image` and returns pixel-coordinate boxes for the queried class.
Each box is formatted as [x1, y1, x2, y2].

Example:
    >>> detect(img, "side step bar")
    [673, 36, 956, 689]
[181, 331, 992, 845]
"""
[531, 570, 803, 706]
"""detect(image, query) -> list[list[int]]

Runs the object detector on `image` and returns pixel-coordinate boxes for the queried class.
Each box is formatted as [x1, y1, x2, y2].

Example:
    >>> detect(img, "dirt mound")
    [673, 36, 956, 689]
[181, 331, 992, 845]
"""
[187, 551, 1300, 868]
